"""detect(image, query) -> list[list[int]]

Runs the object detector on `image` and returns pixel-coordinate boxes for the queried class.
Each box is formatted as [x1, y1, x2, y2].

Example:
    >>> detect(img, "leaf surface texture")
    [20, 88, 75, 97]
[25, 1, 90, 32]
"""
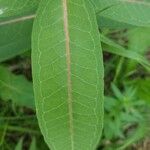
[32, 0, 104, 149]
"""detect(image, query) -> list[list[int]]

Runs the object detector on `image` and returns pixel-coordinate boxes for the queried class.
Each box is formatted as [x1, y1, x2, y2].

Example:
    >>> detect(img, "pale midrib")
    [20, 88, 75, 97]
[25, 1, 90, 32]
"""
[62, 0, 74, 149]
[0, 14, 36, 26]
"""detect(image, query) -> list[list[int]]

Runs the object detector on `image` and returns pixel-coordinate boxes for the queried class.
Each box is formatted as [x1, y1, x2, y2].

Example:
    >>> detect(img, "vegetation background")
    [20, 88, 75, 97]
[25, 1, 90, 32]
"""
[0, 0, 150, 149]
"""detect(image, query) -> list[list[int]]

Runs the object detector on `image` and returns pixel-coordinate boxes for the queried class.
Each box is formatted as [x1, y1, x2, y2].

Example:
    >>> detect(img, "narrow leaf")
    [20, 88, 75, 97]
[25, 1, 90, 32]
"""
[15, 138, 23, 150]
[101, 34, 150, 71]
[29, 137, 36, 150]
[32, 0, 104, 150]
[0, 124, 7, 146]
[125, 27, 150, 72]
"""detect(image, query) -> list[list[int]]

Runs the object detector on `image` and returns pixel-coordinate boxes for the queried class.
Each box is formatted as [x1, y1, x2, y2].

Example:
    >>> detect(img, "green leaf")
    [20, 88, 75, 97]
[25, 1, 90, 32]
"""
[0, 66, 34, 109]
[0, 0, 38, 62]
[97, 17, 134, 29]
[15, 138, 23, 150]
[0, 0, 38, 18]
[29, 137, 36, 150]
[101, 34, 150, 71]
[117, 125, 147, 150]
[111, 83, 123, 99]
[0, 124, 7, 146]
[128, 27, 150, 53]
[137, 79, 150, 102]
[125, 27, 150, 72]
[94, 0, 150, 28]
[32, 0, 104, 149]
[0, 20, 33, 62]
[133, 78, 150, 103]
[1, 0, 150, 63]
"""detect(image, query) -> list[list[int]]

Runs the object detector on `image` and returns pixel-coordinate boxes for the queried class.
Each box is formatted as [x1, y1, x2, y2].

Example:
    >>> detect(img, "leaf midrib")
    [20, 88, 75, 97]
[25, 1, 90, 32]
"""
[62, 0, 74, 149]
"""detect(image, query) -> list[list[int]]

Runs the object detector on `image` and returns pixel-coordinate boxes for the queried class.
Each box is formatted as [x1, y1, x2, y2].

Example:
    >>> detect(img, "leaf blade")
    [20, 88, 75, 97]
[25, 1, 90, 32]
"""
[93, 0, 150, 28]
[0, 0, 38, 62]
[32, 0, 104, 149]
[101, 34, 150, 71]
[15, 138, 23, 150]
[0, 66, 34, 108]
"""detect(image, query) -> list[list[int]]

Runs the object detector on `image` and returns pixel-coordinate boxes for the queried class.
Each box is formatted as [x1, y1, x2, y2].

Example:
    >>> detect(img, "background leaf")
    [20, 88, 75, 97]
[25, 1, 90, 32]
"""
[0, 0, 38, 18]
[125, 27, 150, 72]
[0, 20, 33, 62]
[128, 27, 150, 53]
[0, 66, 34, 109]
[29, 137, 36, 150]
[94, 0, 150, 28]
[0, 0, 38, 62]
[101, 34, 150, 71]
[15, 138, 23, 150]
